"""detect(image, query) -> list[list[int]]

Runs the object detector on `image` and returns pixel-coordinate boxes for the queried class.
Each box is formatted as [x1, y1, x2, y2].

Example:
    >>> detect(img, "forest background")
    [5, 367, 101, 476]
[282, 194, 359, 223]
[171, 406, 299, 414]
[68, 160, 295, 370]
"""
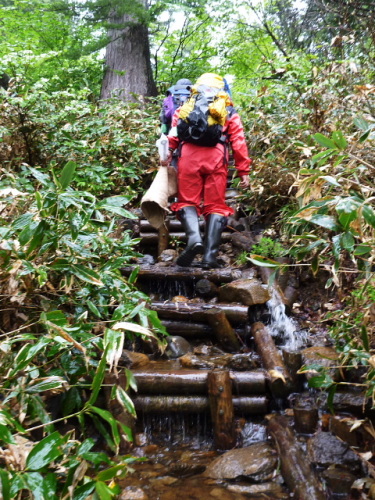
[0, 0, 374, 497]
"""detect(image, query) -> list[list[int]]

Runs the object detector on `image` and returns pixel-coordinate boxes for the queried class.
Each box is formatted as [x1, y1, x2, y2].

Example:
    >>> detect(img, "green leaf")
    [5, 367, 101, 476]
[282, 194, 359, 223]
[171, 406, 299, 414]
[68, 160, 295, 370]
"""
[0, 424, 15, 444]
[0, 469, 10, 500]
[26, 376, 67, 394]
[28, 167, 50, 186]
[87, 406, 120, 451]
[320, 175, 341, 187]
[73, 482, 96, 500]
[23, 472, 46, 499]
[95, 481, 115, 500]
[354, 244, 372, 256]
[311, 254, 319, 276]
[362, 204, 375, 229]
[341, 232, 355, 251]
[26, 432, 65, 471]
[42, 473, 58, 499]
[104, 329, 124, 372]
[27, 220, 49, 254]
[361, 325, 369, 351]
[311, 149, 336, 164]
[86, 345, 109, 406]
[248, 254, 281, 268]
[125, 368, 138, 392]
[100, 205, 136, 219]
[10, 338, 49, 377]
[309, 215, 341, 231]
[96, 464, 128, 482]
[308, 373, 334, 389]
[128, 266, 139, 285]
[12, 213, 34, 231]
[70, 264, 104, 286]
[332, 130, 347, 150]
[327, 384, 337, 414]
[116, 386, 136, 417]
[60, 161, 77, 190]
[87, 300, 101, 318]
[313, 133, 337, 149]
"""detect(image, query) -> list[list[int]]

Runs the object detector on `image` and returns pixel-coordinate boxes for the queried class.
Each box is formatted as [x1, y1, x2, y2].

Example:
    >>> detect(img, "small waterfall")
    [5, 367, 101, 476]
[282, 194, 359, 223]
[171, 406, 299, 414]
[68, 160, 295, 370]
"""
[266, 288, 308, 350]
[142, 413, 213, 449]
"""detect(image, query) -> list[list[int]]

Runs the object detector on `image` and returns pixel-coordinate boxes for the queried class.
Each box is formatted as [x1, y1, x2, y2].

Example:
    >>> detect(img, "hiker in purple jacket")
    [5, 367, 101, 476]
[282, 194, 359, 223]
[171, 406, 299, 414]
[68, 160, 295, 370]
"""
[160, 79, 192, 134]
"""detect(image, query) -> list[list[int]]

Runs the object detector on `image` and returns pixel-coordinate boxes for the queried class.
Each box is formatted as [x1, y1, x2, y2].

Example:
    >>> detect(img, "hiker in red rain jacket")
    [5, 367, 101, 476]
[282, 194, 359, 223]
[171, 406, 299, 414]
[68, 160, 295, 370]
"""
[163, 73, 252, 269]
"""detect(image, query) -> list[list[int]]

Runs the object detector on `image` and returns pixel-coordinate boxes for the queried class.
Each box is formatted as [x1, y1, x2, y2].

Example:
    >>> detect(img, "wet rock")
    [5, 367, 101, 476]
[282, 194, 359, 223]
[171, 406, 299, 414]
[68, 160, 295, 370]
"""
[307, 431, 360, 468]
[120, 350, 150, 368]
[150, 475, 178, 486]
[203, 442, 278, 481]
[119, 486, 148, 500]
[240, 422, 268, 446]
[218, 279, 271, 306]
[158, 249, 177, 262]
[168, 463, 206, 478]
[225, 353, 260, 371]
[231, 231, 257, 252]
[137, 254, 155, 265]
[179, 353, 215, 369]
[320, 391, 370, 414]
[301, 346, 340, 381]
[166, 336, 193, 358]
[322, 466, 357, 495]
[227, 482, 288, 498]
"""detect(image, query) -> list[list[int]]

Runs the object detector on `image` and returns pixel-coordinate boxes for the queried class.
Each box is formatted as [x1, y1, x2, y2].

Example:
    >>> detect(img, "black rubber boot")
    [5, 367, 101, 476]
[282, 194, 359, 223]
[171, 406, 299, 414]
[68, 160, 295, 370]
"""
[201, 214, 227, 269]
[176, 206, 204, 267]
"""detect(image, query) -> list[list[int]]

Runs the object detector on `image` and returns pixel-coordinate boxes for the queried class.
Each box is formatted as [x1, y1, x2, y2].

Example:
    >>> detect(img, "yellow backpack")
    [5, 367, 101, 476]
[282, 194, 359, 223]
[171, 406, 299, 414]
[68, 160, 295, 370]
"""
[177, 85, 232, 146]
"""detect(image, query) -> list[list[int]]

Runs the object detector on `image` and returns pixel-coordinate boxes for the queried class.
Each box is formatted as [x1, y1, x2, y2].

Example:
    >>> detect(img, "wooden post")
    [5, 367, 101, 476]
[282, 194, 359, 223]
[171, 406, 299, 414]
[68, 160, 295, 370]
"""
[268, 415, 326, 499]
[206, 308, 241, 352]
[208, 370, 236, 450]
[251, 321, 293, 397]
[157, 221, 169, 256]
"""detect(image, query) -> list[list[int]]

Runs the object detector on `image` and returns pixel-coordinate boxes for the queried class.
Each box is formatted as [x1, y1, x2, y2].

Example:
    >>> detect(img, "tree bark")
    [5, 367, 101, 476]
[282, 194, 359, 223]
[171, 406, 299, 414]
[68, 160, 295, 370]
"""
[268, 415, 326, 499]
[121, 266, 242, 284]
[100, 0, 157, 101]
[150, 301, 249, 325]
[133, 395, 268, 414]
[251, 321, 293, 397]
[208, 371, 236, 449]
[129, 369, 267, 394]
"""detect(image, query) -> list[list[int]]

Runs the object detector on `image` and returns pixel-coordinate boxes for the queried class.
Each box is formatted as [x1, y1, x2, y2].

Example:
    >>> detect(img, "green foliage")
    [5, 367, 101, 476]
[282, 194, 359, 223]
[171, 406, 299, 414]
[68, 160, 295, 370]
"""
[0, 165, 166, 496]
[0, 79, 160, 196]
[251, 237, 285, 259]
[300, 278, 375, 406]
[286, 128, 374, 286]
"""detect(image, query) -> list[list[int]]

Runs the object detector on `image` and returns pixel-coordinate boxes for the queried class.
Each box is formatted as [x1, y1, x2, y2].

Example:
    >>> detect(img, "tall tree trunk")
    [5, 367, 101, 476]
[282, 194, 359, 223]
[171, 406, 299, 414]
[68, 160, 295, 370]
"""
[100, 0, 157, 101]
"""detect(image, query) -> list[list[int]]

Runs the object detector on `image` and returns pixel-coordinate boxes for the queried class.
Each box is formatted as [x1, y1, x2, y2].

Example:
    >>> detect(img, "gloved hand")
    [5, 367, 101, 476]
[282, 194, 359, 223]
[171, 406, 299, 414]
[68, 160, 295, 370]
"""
[160, 149, 173, 166]
[239, 174, 250, 189]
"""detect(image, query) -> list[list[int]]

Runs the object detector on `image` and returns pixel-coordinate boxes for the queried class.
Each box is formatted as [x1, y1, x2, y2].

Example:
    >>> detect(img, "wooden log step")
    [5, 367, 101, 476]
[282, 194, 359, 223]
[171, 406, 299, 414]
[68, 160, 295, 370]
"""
[139, 231, 232, 245]
[150, 301, 249, 325]
[131, 369, 267, 395]
[268, 415, 326, 499]
[121, 266, 242, 284]
[251, 322, 294, 397]
[161, 319, 214, 337]
[133, 395, 268, 414]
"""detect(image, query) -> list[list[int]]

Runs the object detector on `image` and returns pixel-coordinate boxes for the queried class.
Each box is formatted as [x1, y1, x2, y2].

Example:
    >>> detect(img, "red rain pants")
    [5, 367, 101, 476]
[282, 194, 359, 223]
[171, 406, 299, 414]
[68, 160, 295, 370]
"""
[170, 142, 232, 217]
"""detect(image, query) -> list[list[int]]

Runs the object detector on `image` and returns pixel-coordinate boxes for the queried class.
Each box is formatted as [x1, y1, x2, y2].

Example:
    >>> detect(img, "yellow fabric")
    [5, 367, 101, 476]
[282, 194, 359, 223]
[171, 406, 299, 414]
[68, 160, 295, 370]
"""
[195, 73, 224, 89]
[178, 96, 195, 122]
[208, 91, 231, 125]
